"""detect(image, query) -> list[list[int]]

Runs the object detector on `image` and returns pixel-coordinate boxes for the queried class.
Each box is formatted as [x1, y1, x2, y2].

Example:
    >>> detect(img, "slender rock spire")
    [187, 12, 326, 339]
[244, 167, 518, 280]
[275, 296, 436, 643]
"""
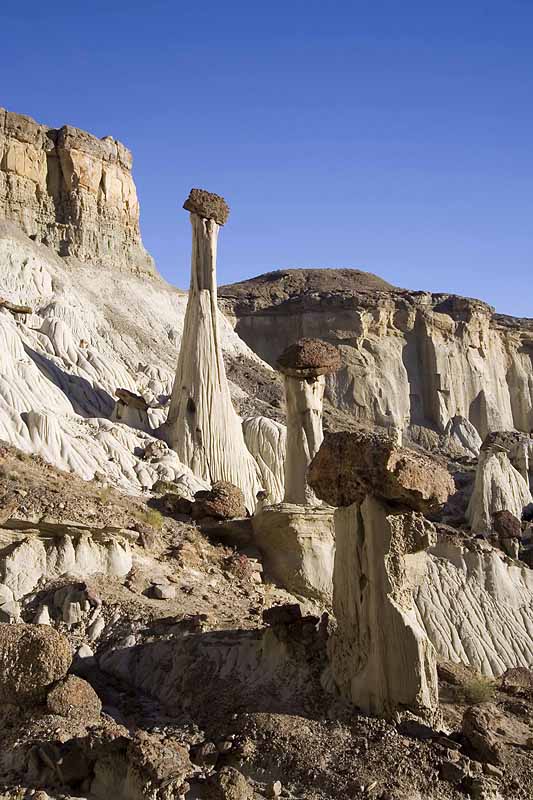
[163, 189, 261, 510]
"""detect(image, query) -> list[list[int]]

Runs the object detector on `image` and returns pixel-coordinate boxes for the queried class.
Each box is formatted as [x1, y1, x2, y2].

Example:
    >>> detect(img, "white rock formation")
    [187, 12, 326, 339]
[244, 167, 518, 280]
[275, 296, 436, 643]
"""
[416, 537, 533, 677]
[329, 498, 438, 718]
[163, 191, 262, 510]
[467, 450, 532, 533]
[0, 219, 265, 495]
[0, 528, 132, 600]
[242, 416, 286, 504]
[276, 339, 340, 506]
[221, 271, 533, 440]
[444, 415, 483, 457]
[253, 503, 335, 605]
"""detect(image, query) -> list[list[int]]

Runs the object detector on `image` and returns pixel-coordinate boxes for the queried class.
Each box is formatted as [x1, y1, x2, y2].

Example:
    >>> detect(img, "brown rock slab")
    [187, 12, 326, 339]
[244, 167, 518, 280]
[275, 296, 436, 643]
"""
[308, 429, 454, 512]
[462, 704, 503, 766]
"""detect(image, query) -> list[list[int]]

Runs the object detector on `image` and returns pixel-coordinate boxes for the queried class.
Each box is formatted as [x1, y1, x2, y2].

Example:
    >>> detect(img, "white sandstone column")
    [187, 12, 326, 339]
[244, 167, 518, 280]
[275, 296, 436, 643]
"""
[163, 189, 261, 511]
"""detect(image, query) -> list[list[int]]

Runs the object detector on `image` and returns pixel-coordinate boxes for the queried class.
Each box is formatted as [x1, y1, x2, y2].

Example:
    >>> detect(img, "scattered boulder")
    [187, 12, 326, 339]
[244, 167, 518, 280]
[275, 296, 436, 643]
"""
[192, 481, 246, 520]
[262, 603, 303, 626]
[207, 766, 253, 800]
[462, 704, 503, 765]
[308, 429, 454, 512]
[47, 675, 102, 721]
[0, 624, 71, 705]
[492, 510, 521, 540]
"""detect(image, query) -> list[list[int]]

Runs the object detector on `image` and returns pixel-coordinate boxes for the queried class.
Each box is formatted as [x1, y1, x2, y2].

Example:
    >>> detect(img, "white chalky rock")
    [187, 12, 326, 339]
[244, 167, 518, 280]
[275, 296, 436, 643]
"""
[163, 192, 262, 510]
[467, 450, 532, 533]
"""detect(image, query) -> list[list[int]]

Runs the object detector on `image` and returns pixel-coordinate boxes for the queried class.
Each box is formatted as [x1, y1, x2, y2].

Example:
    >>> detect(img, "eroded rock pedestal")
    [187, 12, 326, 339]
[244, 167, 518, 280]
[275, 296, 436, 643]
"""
[253, 503, 335, 605]
[163, 189, 261, 510]
[309, 429, 454, 718]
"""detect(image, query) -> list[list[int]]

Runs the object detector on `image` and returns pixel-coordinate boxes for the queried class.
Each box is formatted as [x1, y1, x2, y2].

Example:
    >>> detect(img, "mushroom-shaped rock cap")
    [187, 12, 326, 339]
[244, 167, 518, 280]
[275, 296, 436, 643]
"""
[276, 338, 341, 378]
[183, 188, 230, 225]
[308, 429, 454, 513]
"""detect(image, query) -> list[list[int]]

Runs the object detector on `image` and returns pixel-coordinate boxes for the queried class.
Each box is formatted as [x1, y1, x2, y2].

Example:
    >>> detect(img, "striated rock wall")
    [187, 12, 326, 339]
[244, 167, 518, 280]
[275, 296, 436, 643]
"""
[0, 109, 153, 273]
[220, 270, 533, 439]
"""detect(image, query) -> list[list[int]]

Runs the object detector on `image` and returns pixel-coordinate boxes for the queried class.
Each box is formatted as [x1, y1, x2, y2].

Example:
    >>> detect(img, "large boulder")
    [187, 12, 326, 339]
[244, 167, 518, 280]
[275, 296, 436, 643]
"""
[192, 481, 247, 520]
[0, 624, 71, 705]
[308, 429, 454, 512]
[47, 675, 102, 721]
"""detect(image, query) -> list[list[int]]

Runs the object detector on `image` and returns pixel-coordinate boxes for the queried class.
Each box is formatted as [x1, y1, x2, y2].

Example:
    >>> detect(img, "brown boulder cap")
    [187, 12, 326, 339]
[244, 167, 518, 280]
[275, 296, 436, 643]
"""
[277, 338, 341, 378]
[183, 188, 230, 225]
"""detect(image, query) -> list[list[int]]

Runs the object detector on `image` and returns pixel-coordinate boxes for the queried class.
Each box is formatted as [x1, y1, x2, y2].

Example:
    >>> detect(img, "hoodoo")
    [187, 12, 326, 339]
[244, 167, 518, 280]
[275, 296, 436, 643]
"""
[277, 338, 341, 505]
[309, 429, 454, 718]
[162, 189, 262, 510]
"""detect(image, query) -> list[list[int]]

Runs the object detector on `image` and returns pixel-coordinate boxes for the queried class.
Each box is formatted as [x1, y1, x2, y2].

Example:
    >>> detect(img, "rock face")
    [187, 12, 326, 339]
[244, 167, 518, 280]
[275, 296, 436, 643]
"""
[0, 109, 153, 272]
[415, 535, 533, 676]
[0, 624, 71, 704]
[220, 269, 533, 440]
[308, 429, 454, 513]
[162, 191, 262, 510]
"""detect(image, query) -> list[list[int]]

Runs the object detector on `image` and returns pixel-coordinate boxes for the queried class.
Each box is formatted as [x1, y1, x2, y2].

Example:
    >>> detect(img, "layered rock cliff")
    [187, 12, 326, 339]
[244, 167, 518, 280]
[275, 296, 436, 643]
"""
[0, 109, 153, 273]
[219, 269, 533, 439]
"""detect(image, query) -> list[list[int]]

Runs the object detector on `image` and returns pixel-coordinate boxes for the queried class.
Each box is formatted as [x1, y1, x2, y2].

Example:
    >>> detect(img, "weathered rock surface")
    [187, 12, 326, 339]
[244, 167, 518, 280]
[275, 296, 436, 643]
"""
[220, 268, 533, 440]
[329, 497, 438, 717]
[0, 624, 71, 704]
[0, 109, 153, 273]
[47, 674, 102, 720]
[193, 481, 247, 520]
[253, 503, 335, 604]
[467, 449, 532, 533]
[416, 535, 533, 676]
[309, 429, 454, 512]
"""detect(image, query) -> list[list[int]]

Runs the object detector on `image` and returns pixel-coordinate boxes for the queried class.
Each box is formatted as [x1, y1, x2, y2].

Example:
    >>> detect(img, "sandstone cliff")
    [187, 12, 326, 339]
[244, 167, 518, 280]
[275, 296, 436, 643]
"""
[0, 109, 153, 273]
[219, 269, 533, 439]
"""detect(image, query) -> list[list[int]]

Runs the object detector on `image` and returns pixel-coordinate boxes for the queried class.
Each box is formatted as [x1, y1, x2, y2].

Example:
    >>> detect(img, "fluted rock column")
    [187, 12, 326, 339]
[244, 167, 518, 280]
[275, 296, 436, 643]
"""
[309, 429, 454, 719]
[277, 339, 340, 506]
[162, 189, 261, 511]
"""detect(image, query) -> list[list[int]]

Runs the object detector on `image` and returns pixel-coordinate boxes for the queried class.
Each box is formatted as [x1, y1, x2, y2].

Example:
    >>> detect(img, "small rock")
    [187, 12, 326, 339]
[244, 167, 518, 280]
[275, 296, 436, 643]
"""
[0, 599, 22, 623]
[267, 780, 283, 797]
[483, 763, 504, 778]
[34, 605, 51, 625]
[153, 583, 176, 600]
[77, 643, 94, 659]
[440, 760, 468, 785]
[87, 615, 105, 641]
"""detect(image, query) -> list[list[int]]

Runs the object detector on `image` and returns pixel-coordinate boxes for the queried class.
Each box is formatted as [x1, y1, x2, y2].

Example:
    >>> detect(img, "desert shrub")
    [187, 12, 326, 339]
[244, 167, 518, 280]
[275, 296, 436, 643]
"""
[463, 676, 496, 704]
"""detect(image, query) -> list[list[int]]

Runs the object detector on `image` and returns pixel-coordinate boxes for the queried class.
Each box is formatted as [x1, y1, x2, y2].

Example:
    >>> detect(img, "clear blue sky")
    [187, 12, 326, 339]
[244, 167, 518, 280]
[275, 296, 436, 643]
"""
[2, 1, 532, 316]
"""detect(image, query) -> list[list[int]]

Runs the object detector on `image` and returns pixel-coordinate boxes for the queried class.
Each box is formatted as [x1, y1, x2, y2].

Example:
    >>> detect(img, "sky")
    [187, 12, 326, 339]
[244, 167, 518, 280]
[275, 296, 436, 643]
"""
[1, 1, 532, 316]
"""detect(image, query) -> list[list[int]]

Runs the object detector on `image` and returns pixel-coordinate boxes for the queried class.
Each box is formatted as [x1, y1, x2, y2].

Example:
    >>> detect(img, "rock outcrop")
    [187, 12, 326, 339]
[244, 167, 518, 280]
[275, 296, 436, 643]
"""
[0, 109, 153, 272]
[162, 189, 262, 510]
[310, 431, 451, 718]
[220, 269, 533, 440]
[467, 449, 532, 533]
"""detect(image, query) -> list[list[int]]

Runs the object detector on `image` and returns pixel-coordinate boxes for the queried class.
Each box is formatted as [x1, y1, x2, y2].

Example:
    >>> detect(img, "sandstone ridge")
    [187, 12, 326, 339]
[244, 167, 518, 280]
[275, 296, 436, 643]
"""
[0, 108, 153, 273]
